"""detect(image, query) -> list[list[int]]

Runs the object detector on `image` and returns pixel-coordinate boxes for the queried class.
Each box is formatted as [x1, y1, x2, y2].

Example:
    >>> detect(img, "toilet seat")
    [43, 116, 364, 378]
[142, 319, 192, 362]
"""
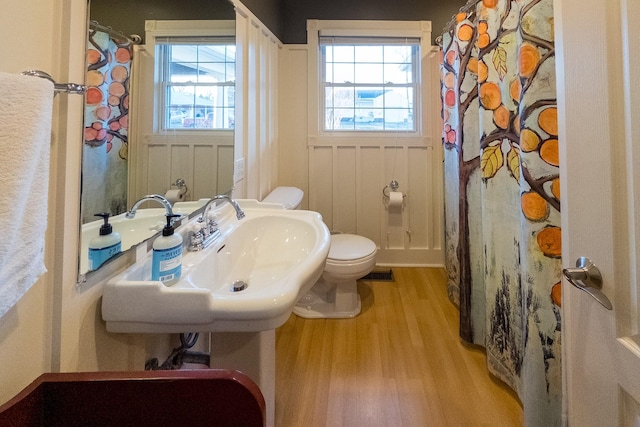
[323, 234, 377, 282]
[327, 234, 376, 261]
[325, 251, 377, 267]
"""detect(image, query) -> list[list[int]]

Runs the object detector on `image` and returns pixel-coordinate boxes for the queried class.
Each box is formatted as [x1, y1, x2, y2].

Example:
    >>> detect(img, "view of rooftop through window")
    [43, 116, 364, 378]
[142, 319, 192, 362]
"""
[322, 38, 419, 131]
[160, 39, 236, 130]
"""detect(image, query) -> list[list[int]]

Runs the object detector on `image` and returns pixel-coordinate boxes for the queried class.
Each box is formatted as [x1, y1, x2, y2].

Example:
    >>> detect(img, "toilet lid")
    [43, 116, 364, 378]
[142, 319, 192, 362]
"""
[329, 234, 377, 261]
[262, 187, 304, 209]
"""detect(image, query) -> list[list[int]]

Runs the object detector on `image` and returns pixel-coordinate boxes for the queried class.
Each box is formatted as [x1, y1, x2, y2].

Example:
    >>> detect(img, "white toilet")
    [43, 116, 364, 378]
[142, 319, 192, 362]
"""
[261, 186, 304, 210]
[262, 187, 377, 318]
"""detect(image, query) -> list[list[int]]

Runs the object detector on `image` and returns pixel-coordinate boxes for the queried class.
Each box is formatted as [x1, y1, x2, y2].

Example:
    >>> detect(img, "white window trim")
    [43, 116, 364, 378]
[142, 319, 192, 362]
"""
[307, 19, 432, 147]
[144, 20, 235, 135]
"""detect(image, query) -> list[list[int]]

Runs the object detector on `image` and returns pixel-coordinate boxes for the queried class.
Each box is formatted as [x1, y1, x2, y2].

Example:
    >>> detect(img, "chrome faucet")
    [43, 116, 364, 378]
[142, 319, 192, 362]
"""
[201, 194, 245, 221]
[126, 194, 174, 219]
[187, 194, 245, 252]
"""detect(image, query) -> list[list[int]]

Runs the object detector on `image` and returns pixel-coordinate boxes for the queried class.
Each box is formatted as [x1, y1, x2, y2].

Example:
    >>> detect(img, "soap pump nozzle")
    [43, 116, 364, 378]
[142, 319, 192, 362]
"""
[162, 214, 181, 236]
[95, 212, 113, 236]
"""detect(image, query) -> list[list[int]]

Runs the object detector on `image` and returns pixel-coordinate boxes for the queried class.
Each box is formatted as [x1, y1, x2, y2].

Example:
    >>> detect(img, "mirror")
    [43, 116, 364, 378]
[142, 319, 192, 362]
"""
[79, 0, 236, 278]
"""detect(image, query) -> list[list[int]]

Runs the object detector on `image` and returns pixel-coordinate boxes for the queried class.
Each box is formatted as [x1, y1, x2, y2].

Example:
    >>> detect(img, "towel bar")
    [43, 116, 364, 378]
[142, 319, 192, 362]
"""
[21, 69, 87, 95]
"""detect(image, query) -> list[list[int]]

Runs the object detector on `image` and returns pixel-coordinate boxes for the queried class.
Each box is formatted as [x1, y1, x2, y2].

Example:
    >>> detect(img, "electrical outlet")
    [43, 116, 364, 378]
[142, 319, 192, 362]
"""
[234, 158, 245, 183]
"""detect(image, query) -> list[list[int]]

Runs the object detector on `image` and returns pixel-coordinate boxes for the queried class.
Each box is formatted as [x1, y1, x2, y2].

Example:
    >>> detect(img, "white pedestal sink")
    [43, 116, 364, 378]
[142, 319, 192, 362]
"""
[102, 201, 331, 427]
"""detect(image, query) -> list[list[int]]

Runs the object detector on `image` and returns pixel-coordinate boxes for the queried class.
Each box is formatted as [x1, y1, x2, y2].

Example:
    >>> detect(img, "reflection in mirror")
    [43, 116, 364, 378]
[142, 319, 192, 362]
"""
[82, 20, 133, 223]
[80, 0, 236, 279]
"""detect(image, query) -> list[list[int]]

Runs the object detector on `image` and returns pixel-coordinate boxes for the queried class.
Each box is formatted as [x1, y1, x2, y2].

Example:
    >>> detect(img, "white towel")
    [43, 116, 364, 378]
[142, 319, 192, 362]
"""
[0, 72, 54, 318]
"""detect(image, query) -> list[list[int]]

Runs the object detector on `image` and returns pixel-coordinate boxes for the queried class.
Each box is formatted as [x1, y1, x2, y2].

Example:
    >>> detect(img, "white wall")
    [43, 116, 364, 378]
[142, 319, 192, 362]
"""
[232, 0, 280, 199]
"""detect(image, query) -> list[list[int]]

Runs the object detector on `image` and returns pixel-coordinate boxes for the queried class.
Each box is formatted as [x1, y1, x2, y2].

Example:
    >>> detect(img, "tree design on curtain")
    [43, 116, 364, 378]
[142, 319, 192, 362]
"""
[85, 29, 131, 159]
[440, 0, 561, 424]
[81, 27, 133, 223]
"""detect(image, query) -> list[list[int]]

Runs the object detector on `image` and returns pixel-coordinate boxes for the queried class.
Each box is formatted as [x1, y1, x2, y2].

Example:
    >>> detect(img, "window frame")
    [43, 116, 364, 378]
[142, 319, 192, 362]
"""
[307, 20, 432, 146]
[156, 37, 236, 132]
[320, 37, 420, 133]
[144, 20, 236, 136]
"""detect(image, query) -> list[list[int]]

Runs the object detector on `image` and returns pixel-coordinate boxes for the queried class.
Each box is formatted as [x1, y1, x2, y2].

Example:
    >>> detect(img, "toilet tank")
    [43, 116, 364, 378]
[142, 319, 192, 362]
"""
[262, 187, 304, 210]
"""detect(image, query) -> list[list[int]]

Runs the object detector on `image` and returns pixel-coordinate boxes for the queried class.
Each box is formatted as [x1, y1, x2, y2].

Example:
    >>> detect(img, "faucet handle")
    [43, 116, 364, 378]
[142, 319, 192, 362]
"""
[186, 217, 220, 252]
[186, 222, 203, 234]
[189, 232, 204, 250]
[186, 223, 204, 251]
[206, 212, 218, 228]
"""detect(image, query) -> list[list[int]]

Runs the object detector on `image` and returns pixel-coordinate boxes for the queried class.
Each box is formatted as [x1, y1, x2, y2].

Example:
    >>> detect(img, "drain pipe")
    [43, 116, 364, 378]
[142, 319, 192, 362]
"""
[145, 333, 210, 370]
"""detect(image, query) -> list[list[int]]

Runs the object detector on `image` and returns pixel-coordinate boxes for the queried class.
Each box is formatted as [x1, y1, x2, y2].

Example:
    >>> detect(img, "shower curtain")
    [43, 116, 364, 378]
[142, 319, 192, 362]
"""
[82, 24, 133, 223]
[439, 0, 561, 425]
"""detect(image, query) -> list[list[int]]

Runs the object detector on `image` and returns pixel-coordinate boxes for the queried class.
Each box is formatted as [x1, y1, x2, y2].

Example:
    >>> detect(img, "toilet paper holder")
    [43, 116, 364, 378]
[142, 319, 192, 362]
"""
[171, 178, 188, 194]
[165, 178, 188, 203]
[382, 180, 406, 202]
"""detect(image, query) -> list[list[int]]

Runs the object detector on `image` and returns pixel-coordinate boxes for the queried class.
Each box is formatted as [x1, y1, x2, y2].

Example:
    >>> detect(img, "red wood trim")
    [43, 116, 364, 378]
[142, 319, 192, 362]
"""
[0, 369, 265, 426]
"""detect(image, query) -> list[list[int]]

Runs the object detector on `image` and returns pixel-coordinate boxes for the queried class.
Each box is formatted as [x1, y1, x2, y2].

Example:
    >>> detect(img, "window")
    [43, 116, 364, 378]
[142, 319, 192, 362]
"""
[157, 37, 235, 130]
[321, 37, 419, 132]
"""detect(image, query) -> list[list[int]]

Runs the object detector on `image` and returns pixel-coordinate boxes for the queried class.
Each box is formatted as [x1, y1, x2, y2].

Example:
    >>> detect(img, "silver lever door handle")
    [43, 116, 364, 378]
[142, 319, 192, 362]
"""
[562, 257, 613, 310]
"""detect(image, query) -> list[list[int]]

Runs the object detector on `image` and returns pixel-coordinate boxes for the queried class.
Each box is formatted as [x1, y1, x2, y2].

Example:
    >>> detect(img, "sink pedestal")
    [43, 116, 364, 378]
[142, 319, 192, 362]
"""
[210, 329, 275, 427]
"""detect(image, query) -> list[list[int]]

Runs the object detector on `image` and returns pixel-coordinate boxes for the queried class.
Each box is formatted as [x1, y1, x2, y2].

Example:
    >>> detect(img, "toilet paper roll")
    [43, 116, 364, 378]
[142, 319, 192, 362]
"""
[165, 189, 185, 204]
[389, 191, 403, 208]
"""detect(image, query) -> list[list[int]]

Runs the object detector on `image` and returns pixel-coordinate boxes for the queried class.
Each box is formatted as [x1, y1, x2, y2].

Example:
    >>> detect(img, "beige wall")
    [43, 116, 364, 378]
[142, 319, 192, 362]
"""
[0, 0, 281, 406]
[277, 45, 310, 207]
[0, 0, 148, 405]
[0, 0, 74, 404]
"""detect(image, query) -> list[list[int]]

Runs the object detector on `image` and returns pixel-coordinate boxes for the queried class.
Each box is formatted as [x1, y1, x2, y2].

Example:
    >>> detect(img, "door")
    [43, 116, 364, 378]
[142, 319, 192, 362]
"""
[556, 0, 640, 425]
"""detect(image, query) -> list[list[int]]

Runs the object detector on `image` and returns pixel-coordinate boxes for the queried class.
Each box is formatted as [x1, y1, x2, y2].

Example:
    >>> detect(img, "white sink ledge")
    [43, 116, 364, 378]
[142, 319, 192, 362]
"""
[101, 204, 330, 333]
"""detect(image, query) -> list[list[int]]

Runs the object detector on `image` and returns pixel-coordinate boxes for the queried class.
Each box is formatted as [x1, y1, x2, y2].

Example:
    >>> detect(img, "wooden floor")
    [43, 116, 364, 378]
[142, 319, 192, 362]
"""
[275, 267, 523, 426]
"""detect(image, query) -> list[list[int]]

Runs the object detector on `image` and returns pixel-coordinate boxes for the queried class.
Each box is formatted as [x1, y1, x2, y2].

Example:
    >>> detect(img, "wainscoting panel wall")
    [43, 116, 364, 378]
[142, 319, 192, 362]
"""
[129, 7, 280, 203]
[279, 41, 444, 266]
[141, 137, 234, 201]
[129, 20, 237, 204]
[309, 143, 443, 266]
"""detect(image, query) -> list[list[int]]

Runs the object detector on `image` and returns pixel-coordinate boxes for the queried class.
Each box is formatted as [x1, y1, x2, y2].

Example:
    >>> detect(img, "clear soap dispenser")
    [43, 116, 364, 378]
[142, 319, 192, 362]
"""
[152, 214, 183, 286]
[88, 212, 122, 270]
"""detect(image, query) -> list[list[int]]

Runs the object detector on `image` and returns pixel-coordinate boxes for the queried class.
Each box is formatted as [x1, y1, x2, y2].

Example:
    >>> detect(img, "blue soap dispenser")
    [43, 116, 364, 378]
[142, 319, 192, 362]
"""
[88, 212, 122, 270]
[152, 214, 183, 286]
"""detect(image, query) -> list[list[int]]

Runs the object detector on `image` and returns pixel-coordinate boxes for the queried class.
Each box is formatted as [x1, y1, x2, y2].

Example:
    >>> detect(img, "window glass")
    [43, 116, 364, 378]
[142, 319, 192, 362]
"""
[158, 38, 235, 130]
[321, 37, 418, 132]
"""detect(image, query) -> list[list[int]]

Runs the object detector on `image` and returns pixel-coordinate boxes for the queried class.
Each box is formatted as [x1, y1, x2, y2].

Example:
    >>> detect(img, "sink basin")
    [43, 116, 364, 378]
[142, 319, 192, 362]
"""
[101, 205, 330, 333]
